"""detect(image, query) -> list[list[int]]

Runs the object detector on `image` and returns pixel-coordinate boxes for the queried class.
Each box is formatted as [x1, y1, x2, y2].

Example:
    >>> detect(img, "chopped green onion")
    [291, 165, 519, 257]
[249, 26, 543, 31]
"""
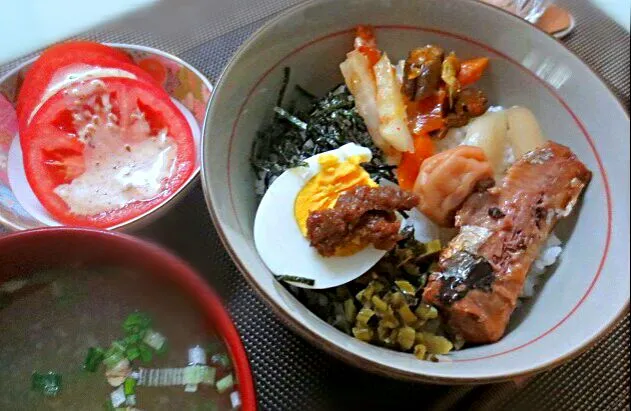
[142, 329, 166, 352]
[156, 340, 168, 355]
[210, 353, 232, 370]
[31, 371, 62, 397]
[215, 374, 234, 394]
[138, 344, 153, 363]
[184, 365, 213, 385]
[110, 385, 126, 407]
[203, 367, 217, 385]
[123, 377, 136, 395]
[122, 312, 152, 335]
[230, 391, 242, 409]
[103, 344, 126, 369]
[123, 333, 142, 345]
[274, 275, 315, 286]
[83, 347, 105, 372]
[125, 346, 141, 361]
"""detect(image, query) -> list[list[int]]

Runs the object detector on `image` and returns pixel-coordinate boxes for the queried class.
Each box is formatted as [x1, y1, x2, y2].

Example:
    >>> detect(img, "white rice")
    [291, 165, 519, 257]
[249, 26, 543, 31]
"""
[522, 232, 563, 298]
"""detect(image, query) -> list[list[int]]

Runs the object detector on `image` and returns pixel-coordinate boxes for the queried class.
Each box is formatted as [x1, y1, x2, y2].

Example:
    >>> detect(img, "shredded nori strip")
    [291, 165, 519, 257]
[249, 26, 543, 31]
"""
[274, 275, 316, 286]
[251, 68, 396, 196]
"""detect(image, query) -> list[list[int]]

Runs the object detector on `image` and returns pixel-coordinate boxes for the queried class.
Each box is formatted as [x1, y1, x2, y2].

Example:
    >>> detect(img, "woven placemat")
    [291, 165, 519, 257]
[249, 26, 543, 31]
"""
[1, 1, 629, 410]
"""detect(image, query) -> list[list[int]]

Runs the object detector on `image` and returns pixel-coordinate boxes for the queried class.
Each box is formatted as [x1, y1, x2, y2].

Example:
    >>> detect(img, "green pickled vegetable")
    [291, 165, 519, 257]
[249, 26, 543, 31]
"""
[397, 304, 418, 325]
[343, 298, 357, 323]
[418, 332, 454, 354]
[394, 280, 416, 296]
[414, 344, 428, 360]
[356, 308, 375, 326]
[415, 303, 438, 320]
[379, 313, 399, 329]
[397, 326, 416, 350]
[352, 327, 374, 342]
[371, 295, 388, 312]
[421, 239, 443, 260]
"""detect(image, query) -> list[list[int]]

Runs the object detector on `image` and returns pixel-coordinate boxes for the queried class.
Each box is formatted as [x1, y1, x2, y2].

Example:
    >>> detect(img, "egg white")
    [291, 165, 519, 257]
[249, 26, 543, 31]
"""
[253, 143, 392, 289]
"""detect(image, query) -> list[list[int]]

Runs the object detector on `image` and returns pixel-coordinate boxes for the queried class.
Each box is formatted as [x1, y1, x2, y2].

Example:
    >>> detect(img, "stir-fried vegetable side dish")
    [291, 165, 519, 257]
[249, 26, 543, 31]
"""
[251, 26, 591, 359]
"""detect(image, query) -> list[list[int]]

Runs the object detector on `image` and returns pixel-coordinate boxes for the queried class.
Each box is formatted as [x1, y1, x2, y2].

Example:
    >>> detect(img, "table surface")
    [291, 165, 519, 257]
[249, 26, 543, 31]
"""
[0, 0, 629, 410]
[0, 0, 628, 65]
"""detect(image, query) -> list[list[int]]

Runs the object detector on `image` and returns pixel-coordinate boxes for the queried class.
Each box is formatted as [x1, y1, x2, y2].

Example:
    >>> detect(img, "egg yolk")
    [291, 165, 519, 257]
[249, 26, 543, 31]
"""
[294, 154, 377, 256]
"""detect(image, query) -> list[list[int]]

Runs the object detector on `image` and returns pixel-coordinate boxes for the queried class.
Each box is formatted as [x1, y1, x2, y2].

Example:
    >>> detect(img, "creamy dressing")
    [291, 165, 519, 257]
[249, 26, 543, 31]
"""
[27, 65, 137, 124]
[51, 79, 177, 216]
[54, 135, 176, 216]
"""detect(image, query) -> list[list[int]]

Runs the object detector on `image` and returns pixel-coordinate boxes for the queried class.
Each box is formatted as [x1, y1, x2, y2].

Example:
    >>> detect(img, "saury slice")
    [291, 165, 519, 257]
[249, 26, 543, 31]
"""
[422, 141, 591, 343]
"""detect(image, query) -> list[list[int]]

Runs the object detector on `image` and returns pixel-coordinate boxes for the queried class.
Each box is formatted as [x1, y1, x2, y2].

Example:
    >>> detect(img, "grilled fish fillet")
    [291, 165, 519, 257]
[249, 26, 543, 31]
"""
[423, 141, 592, 343]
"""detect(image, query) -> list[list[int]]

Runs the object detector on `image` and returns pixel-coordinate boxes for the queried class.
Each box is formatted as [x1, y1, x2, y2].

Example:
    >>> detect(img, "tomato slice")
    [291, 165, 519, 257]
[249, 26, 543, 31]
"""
[22, 77, 196, 228]
[17, 41, 156, 133]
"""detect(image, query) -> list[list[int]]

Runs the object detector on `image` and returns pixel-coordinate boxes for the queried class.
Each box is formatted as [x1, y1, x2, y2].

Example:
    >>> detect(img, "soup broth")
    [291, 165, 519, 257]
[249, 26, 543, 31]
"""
[0, 268, 238, 410]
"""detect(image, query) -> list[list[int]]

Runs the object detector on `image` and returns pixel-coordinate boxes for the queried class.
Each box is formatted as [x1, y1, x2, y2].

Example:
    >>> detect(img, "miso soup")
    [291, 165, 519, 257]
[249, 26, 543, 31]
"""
[0, 268, 240, 410]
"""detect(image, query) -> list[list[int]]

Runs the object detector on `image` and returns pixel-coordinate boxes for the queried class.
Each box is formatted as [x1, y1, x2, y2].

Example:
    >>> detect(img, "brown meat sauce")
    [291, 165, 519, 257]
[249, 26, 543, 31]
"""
[423, 141, 592, 343]
[306, 186, 419, 256]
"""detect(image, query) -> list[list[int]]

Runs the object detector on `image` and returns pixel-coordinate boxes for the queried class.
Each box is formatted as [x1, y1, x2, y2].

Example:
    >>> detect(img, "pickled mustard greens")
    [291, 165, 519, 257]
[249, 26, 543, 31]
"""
[287, 228, 460, 360]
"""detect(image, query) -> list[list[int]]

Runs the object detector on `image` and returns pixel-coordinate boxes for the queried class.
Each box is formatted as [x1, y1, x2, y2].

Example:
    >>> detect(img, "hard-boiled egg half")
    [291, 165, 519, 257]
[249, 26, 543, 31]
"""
[254, 143, 398, 289]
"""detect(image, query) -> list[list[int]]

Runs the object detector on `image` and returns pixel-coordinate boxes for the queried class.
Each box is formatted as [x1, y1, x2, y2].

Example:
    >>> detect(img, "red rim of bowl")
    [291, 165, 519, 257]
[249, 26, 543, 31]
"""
[0, 227, 257, 410]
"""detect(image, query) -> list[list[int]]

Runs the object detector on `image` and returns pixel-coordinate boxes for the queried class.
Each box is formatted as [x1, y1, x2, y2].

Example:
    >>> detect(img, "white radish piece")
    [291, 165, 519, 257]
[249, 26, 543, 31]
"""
[506, 106, 547, 157]
[373, 53, 415, 153]
[340, 51, 398, 162]
[463, 110, 508, 176]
